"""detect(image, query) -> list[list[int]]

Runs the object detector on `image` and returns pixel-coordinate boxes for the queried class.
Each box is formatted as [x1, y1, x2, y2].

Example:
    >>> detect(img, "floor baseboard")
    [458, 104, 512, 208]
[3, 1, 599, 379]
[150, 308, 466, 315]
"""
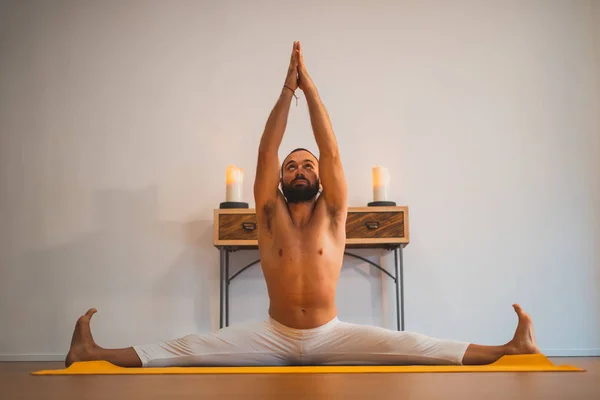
[543, 349, 600, 357]
[0, 354, 66, 362]
[1, 349, 599, 362]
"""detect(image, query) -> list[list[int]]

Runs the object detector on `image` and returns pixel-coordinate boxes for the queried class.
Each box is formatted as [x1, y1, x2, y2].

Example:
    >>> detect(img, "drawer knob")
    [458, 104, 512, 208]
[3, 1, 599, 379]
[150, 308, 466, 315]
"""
[241, 222, 256, 231]
[365, 221, 380, 230]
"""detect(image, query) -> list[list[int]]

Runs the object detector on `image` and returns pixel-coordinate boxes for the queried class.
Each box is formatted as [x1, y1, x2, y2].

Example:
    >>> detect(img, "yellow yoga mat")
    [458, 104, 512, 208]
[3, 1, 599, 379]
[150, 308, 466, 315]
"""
[32, 355, 582, 375]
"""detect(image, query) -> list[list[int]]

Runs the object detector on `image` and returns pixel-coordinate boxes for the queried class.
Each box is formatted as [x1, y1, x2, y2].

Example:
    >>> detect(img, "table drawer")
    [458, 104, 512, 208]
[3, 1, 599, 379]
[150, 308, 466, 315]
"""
[218, 213, 258, 241]
[346, 211, 405, 239]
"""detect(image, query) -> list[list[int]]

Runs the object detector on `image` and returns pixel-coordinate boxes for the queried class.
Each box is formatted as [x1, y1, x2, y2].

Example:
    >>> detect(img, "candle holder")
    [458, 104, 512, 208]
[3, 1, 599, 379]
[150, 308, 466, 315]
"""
[368, 201, 397, 207]
[220, 201, 249, 209]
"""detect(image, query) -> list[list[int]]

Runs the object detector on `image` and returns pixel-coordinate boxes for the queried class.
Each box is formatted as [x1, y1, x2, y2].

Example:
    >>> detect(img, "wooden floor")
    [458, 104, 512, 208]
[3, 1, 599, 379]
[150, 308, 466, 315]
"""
[2, 357, 598, 400]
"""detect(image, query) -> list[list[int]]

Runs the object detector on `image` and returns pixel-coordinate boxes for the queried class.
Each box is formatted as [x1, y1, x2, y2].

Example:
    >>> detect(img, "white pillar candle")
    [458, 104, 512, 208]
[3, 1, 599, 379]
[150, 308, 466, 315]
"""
[225, 165, 243, 202]
[372, 165, 390, 202]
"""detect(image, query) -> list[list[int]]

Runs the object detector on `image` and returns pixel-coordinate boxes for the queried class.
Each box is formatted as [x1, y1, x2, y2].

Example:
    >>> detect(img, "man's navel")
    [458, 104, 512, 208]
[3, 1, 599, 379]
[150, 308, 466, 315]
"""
[318, 248, 324, 255]
[279, 248, 283, 257]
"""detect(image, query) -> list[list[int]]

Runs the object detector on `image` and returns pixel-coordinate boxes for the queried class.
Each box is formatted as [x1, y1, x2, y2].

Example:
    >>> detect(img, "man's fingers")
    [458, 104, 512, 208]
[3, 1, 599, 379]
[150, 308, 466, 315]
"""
[297, 50, 304, 69]
[291, 41, 298, 61]
[296, 42, 304, 65]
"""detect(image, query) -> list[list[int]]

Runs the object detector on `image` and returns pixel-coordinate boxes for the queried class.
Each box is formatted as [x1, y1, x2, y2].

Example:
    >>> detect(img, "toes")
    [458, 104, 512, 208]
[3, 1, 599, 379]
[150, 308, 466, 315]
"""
[512, 304, 527, 318]
[512, 304, 533, 326]
[77, 309, 97, 324]
[85, 308, 97, 318]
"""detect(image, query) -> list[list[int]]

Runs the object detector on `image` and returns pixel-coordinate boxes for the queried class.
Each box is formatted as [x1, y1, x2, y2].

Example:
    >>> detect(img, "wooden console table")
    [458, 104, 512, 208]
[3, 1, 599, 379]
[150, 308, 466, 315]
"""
[213, 206, 410, 330]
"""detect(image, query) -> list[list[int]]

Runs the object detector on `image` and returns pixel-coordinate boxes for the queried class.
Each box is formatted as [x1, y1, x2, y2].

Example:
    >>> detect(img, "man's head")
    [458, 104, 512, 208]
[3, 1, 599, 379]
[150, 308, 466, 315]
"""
[281, 148, 320, 203]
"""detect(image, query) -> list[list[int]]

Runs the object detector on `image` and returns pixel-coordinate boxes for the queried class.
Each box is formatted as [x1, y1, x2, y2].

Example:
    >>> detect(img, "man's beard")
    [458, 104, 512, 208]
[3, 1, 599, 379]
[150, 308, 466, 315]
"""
[282, 178, 320, 203]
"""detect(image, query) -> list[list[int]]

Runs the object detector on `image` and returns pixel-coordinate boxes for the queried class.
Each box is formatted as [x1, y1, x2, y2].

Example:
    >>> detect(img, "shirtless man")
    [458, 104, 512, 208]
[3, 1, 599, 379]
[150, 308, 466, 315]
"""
[65, 41, 540, 368]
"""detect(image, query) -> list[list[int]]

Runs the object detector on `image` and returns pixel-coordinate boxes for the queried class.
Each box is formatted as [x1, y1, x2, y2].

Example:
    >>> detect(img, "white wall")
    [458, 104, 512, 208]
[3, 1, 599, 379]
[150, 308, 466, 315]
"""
[0, 0, 598, 360]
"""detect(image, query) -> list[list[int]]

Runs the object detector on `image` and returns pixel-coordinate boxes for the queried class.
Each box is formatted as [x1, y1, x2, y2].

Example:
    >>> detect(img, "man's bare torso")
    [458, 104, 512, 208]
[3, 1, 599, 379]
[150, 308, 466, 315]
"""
[257, 193, 347, 329]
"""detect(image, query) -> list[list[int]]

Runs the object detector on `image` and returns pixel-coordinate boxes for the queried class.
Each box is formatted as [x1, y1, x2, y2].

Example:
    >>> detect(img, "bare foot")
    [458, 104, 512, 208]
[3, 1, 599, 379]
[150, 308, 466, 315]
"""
[505, 304, 541, 355]
[65, 308, 101, 367]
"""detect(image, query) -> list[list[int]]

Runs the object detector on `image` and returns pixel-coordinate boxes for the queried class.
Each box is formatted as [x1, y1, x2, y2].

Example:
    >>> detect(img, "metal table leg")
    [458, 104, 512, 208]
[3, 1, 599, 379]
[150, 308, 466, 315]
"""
[401, 246, 405, 331]
[394, 246, 405, 331]
[219, 248, 225, 329]
[225, 250, 230, 327]
[394, 248, 400, 331]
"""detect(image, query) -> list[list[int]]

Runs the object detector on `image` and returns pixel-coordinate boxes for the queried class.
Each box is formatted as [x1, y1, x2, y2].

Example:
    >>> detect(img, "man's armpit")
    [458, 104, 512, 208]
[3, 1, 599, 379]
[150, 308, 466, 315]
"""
[258, 200, 276, 233]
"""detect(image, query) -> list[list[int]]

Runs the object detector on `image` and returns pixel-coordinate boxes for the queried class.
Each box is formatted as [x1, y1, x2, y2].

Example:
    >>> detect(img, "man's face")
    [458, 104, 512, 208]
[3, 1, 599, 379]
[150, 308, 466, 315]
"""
[281, 150, 320, 203]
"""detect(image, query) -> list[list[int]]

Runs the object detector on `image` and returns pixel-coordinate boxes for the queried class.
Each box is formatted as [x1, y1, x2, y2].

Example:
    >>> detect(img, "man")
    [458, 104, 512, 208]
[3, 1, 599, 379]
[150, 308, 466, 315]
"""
[65, 42, 539, 368]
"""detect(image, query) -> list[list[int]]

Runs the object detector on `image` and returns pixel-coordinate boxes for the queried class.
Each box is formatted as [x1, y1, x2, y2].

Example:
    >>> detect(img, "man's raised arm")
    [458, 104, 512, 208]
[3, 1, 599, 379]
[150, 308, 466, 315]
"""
[254, 42, 300, 208]
[297, 42, 348, 216]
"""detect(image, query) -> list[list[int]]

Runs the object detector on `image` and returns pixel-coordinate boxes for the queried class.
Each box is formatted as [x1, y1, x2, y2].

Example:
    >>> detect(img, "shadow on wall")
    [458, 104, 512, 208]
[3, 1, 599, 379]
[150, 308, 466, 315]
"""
[12, 186, 217, 352]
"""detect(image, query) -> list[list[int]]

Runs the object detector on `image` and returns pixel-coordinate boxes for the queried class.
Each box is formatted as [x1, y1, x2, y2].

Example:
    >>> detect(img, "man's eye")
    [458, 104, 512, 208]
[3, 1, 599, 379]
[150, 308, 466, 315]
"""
[305, 164, 312, 169]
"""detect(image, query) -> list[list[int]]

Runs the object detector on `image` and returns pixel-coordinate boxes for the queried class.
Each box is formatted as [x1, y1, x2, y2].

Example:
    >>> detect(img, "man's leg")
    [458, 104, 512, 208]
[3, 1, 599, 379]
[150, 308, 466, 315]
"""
[302, 304, 540, 366]
[65, 308, 295, 368]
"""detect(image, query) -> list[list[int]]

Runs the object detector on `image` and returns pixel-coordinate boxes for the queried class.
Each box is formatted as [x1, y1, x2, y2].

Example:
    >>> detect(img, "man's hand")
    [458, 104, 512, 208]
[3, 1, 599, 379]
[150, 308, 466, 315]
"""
[284, 41, 300, 92]
[296, 42, 316, 94]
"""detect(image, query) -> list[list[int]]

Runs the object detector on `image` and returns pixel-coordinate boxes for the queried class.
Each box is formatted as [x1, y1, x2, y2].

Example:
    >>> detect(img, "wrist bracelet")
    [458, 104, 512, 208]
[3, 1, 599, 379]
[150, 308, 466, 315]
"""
[283, 85, 299, 106]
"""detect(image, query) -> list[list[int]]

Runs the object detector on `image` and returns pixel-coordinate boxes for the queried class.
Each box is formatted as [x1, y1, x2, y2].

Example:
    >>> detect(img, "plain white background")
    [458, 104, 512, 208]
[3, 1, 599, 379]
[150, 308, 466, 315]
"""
[0, 0, 598, 360]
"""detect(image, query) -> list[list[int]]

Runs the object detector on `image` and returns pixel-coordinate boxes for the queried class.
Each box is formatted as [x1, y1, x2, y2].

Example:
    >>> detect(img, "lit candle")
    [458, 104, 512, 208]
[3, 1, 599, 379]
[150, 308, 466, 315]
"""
[372, 165, 390, 202]
[225, 165, 243, 202]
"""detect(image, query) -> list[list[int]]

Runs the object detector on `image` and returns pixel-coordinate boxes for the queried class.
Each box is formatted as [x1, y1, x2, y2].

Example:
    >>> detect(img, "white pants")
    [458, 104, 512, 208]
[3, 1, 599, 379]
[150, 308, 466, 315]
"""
[133, 317, 470, 367]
